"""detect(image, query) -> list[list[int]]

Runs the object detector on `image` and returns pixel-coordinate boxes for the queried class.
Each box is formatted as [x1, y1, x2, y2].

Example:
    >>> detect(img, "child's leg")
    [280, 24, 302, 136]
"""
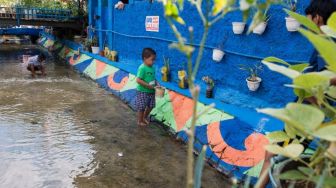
[27, 64, 35, 78]
[143, 107, 153, 124]
[41, 65, 46, 76]
[136, 91, 147, 126]
[143, 93, 155, 124]
[138, 111, 146, 125]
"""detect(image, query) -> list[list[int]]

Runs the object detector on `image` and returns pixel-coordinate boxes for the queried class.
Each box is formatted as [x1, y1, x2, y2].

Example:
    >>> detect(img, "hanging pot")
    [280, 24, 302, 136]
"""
[91, 46, 100, 54]
[232, 22, 246, 34]
[73, 35, 82, 43]
[253, 22, 267, 35]
[212, 49, 225, 62]
[246, 77, 262, 91]
[285, 17, 300, 32]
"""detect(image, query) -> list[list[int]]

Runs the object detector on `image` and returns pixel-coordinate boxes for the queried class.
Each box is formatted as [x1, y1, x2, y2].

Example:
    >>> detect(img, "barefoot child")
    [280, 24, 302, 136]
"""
[136, 48, 157, 126]
[27, 54, 46, 78]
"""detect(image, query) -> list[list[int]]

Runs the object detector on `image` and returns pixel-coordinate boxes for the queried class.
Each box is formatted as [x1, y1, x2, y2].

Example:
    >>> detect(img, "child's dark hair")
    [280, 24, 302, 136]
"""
[142, 48, 156, 60]
[305, 0, 336, 24]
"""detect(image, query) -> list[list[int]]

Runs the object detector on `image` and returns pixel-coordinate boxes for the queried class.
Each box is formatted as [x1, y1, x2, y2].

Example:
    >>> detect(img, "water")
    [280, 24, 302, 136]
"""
[0, 44, 230, 188]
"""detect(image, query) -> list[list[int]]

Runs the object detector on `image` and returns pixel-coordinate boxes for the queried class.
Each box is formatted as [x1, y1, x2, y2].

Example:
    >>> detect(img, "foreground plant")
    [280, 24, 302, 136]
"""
[259, 10, 336, 187]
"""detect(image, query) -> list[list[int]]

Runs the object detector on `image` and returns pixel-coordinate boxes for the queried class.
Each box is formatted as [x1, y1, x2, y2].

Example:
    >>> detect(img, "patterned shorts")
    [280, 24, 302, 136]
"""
[136, 91, 155, 111]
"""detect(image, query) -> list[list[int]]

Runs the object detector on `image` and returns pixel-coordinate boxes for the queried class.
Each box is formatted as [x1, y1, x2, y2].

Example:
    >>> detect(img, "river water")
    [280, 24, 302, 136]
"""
[0, 44, 230, 188]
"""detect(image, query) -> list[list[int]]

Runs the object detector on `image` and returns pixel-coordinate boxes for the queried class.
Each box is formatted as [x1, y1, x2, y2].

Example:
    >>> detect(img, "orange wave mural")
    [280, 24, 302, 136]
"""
[207, 121, 269, 167]
[107, 73, 129, 91]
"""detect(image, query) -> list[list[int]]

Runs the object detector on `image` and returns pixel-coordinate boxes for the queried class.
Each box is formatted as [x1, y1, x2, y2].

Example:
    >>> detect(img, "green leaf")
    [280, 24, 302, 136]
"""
[174, 16, 185, 25]
[289, 63, 309, 73]
[320, 25, 336, 38]
[266, 131, 290, 143]
[284, 9, 321, 34]
[169, 43, 194, 55]
[194, 146, 206, 188]
[327, 86, 336, 98]
[285, 124, 298, 138]
[294, 88, 312, 101]
[315, 70, 336, 79]
[258, 103, 325, 133]
[265, 144, 304, 158]
[299, 28, 336, 72]
[293, 73, 330, 91]
[213, 0, 229, 16]
[263, 56, 309, 73]
[298, 167, 314, 176]
[261, 61, 300, 79]
[324, 176, 336, 186]
[164, 3, 177, 17]
[177, 0, 184, 10]
[313, 125, 336, 141]
[327, 12, 336, 32]
[263, 56, 290, 66]
[279, 170, 307, 180]
[321, 13, 336, 38]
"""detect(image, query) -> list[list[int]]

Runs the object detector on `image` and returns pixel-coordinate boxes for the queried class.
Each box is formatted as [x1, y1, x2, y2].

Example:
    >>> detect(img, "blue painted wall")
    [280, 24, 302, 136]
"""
[0, 28, 42, 36]
[89, 0, 315, 109]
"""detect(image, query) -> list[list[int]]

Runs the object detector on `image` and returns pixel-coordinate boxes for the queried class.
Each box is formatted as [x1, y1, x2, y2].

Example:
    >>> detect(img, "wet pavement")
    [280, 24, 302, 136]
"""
[0, 44, 230, 188]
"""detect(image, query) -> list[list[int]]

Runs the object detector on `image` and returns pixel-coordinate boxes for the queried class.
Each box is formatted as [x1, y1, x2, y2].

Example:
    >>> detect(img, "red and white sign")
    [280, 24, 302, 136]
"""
[145, 16, 160, 32]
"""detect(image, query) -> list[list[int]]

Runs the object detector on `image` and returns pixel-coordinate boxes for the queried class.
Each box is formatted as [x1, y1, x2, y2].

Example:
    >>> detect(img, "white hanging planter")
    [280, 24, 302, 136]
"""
[246, 77, 262, 91]
[285, 17, 300, 32]
[232, 22, 246, 34]
[253, 22, 267, 35]
[212, 49, 225, 62]
[91, 46, 100, 54]
[74, 35, 82, 43]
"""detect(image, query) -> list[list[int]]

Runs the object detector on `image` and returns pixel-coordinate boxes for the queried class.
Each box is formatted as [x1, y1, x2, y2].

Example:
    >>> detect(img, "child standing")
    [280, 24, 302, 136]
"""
[136, 48, 157, 126]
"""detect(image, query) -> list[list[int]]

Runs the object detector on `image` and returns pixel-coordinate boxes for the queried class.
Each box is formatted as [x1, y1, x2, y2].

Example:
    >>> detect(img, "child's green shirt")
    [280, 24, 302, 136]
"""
[137, 64, 155, 93]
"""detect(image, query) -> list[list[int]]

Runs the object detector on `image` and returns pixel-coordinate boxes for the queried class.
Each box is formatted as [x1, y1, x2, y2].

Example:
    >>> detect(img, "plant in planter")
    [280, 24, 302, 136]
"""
[104, 47, 109, 58]
[239, 63, 263, 91]
[178, 69, 188, 89]
[110, 50, 118, 62]
[232, 21, 246, 34]
[202, 76, 215, 98]
[253, 9, 270, 35]
[161, 57, 170, 82]
[285, 0, 300, 32]
[91, 37, 99, 54]
[83, 38, 92, 52]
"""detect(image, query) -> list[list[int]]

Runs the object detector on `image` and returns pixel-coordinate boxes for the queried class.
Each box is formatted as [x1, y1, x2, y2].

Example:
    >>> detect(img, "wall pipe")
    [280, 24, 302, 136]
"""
[88, 27, 308, 64]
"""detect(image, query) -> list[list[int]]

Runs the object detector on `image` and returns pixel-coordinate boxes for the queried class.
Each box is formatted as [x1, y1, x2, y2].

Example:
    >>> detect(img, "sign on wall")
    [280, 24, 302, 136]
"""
[145, 16, 160, 32]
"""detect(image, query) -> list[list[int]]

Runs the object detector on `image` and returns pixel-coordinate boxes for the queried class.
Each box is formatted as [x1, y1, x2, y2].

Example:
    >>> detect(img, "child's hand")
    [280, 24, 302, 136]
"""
[149, 81, 156, 88]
